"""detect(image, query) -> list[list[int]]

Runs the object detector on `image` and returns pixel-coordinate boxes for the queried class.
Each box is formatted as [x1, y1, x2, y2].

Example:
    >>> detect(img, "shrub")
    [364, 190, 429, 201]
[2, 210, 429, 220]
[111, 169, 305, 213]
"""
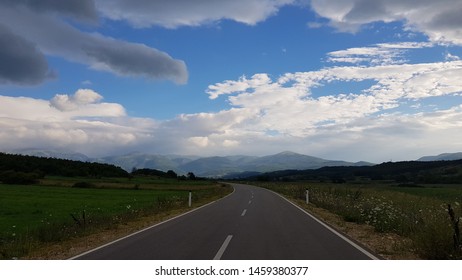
[0, 171, 41, 185]
[72, 182, 96, 189]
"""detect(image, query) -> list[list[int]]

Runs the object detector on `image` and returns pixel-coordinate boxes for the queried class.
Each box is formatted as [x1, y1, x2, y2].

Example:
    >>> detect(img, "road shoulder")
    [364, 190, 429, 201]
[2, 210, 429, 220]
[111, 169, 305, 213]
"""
[284, 197, 418, 260]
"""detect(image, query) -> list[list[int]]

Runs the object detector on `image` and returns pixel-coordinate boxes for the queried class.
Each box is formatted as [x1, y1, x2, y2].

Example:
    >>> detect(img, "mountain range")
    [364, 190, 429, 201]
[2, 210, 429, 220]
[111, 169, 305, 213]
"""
[97, 151, 374, 177]
[9, 149, 462, 178]
[11, 149, 371, 178]
[417, 152, 462, 161]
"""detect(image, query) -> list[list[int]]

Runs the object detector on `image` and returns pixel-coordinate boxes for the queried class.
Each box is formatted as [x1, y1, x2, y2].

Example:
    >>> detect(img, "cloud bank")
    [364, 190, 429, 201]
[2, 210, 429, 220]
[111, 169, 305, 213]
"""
[1, 1, 462, 162]
[2, 40, 462, 162]
[199, 45, 462, 160]
[0, 89, 146, 156]
[311, 0, 462, 45]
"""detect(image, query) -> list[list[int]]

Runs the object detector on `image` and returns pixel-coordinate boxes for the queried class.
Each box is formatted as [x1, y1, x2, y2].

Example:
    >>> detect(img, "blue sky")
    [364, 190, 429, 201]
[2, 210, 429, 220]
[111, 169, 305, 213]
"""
[1, 0, 462, 162]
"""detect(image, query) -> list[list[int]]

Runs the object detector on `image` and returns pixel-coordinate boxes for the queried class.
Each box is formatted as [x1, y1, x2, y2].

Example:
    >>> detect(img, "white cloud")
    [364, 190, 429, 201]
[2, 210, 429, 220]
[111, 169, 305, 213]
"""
[310, 0, 462, 45]
[50, 89, 103, 111]
[188, 137, 209, 148]
[303, 107, 462, 162]
[2, 39, 462, 162]
[47, 89, 126, 119]
[445, 51, 461, 61]
[206, 60, 462, 137]
[197, 46, 462, 160]
[81, 80, 93, 86]
[307, 21, 323, 29]
[0, 90, 147, 156]
[327, 42, 434, 66]
[95, 0, 296, 28]
[207, 73, 275, 100]
[376, 42, 434, 49]
[327, 46, 404, 65]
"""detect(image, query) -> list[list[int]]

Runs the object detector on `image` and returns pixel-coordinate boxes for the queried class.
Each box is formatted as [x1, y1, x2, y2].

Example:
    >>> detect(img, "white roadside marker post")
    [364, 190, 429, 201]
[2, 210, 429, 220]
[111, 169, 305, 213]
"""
[306, 189, 309, 204]
[189, 191, 192, 207]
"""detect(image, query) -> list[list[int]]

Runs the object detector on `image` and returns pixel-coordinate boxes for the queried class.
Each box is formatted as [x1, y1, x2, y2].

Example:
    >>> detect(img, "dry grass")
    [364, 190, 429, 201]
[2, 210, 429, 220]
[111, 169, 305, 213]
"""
[293, 199, 419, 259]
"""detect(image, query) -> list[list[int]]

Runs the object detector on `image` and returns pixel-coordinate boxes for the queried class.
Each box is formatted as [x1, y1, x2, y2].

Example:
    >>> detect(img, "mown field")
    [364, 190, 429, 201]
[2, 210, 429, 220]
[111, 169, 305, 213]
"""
[0, 176, 231, 260]
[253, 181, 462, 259]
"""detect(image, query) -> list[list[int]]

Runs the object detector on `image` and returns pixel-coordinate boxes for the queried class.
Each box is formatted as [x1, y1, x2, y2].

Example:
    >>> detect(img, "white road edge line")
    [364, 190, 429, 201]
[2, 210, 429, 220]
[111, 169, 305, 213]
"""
[213, 235, 233, 260]
[69, 186, 236, 260]
[241, 209, 247, 216]
[268, 189, 379, 260]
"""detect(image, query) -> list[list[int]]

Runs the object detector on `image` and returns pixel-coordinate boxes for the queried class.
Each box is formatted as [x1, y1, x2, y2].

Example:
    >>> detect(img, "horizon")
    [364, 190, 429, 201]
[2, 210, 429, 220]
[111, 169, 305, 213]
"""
[6, 147, 462, 165]
[1, 1, 462, 163]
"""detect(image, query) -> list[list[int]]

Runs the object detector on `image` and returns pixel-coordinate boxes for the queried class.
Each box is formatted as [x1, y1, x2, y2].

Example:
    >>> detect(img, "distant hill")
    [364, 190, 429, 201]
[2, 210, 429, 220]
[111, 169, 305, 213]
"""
[0, 152, 128, 182]
[9, 149, 462, 180]
[242, 159, 462, 184]
[247, 151, 366, 171]
[178, 156, 240, 177]
[97, 153, 184, 173]
[418, 152, 462, 161]
[12, 148, 90, 162]
[5, 149, 375, 178]
[170, 151, 372, 178]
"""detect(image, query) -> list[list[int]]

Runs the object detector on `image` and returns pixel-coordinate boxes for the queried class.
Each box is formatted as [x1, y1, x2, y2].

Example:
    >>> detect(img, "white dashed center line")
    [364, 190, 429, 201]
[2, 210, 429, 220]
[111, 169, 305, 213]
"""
[213, 235, 233, 260]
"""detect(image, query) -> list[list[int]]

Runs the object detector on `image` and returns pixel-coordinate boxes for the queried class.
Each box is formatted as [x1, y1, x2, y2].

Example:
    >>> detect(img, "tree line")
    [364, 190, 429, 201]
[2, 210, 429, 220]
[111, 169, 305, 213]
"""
[0, 153, 202, 185]
[132, 168, 199, 180]
[245, 159, 462, 184]
[0, 152, 128, 184]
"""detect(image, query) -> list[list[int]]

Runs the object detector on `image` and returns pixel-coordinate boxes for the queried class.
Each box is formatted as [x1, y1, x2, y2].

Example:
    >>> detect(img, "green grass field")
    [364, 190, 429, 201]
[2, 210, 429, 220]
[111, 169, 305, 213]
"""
[0, 176, 231, 259]
[254, 181, 462, 259]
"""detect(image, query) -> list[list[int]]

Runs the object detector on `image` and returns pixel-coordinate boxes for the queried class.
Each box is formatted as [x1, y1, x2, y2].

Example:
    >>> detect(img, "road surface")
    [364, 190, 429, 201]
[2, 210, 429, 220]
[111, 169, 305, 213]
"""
[72, 183, 377, 260]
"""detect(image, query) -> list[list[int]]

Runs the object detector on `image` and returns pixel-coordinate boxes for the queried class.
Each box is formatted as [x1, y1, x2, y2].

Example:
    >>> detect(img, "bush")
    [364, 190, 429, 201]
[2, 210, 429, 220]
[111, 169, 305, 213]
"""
[0, 171, 41, 185]
[72, 182, 96, 189]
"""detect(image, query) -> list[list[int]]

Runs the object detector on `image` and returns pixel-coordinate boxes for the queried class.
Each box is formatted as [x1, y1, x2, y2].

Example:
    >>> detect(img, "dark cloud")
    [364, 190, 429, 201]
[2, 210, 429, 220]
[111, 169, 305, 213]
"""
[311, 0, 462, 44]
[0, 3, 187, 85]
[84, 37, 188, 84]
[430, 8, 462, 30]
[1, 0, 97, 21]
[0, 24, 53, 85]
[344, 0, 388, 22]
[0, 0, 297, 86]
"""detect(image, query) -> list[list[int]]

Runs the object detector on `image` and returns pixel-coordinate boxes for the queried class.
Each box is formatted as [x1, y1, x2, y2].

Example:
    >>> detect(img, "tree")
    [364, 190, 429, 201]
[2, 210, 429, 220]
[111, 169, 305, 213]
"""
[166, 170, 177, 179]
[187, 172, 196, 180]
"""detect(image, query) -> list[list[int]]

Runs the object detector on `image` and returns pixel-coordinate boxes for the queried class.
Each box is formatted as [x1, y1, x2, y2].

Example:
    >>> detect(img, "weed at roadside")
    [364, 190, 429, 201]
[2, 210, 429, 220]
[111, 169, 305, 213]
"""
[255, 182, 462, 259]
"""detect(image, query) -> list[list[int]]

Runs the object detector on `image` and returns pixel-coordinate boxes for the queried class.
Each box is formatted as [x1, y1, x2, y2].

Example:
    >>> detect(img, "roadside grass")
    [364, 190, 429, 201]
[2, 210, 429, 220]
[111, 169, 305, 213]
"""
[254, 181, 462, 259]
[0, 177, 231, 260]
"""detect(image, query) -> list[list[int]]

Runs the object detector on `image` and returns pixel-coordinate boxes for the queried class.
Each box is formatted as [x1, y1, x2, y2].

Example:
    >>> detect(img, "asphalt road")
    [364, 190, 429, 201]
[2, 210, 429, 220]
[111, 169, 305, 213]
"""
[72, 183, 377, 260]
